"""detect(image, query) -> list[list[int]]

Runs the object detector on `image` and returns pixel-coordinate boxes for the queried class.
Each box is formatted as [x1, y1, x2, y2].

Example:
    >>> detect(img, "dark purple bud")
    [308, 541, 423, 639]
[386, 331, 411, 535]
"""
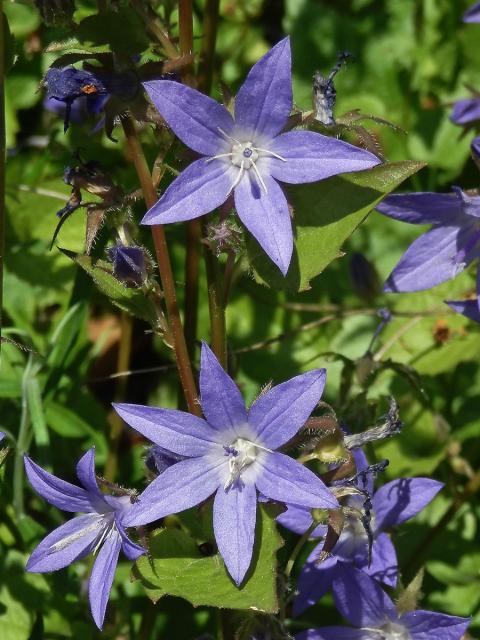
[349, 252, 380, 301]
[145, 445, 185, 475]
[107, 245, 147, 287]
[44, 67, 108, 132]
[44, 96, 88, 124]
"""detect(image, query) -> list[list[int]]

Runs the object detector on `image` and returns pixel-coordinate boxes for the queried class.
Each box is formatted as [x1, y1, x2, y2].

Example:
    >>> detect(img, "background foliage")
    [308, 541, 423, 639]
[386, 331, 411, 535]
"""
[1, 0, 480, 638]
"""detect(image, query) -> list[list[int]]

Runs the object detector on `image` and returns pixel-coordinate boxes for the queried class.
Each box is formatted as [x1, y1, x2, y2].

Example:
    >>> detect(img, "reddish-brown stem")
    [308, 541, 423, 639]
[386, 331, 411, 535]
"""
[121, 117, 200, 416]
[178, 0, 201, 362]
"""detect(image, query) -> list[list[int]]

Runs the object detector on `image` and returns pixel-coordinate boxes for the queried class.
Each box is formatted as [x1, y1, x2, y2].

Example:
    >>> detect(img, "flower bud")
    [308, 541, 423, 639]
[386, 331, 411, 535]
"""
[107, 245, 147, 287]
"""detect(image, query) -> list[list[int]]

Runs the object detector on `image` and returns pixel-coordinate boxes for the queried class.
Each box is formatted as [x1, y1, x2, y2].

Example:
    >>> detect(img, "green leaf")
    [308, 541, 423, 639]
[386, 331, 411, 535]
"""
[247, 161, 425, 292]
[61, 250, 158, 325]
[46, 302, 88, 375]
[133, 504, 283, 612]
[25, 377, 50, 449]
[75, 9, 149, 56]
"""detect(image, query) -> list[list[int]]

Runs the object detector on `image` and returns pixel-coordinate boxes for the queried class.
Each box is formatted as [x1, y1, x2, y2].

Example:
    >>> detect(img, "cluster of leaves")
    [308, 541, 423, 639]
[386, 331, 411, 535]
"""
[1, 1, 480, 639]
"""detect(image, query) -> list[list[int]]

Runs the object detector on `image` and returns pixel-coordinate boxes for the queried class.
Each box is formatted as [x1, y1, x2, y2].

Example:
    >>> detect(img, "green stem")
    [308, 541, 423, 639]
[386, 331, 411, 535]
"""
[280, 520, 318, 622]
[0, 2, 5, 357]
[285, 521, 318, 581]
[202, 221, 227, 367]
[104, 312, 133, 482]
[14, 356, 34, 517]
[121, 117, 200, 416]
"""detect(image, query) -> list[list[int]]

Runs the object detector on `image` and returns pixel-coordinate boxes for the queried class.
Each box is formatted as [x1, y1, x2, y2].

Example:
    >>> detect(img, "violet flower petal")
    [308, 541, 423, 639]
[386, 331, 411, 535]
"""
[363, 532, 398, 587]
[141, 158, 233, 225]
[464, 1, 480, 22]
[234, 173, 293, 275]
[122, 456, 224, 526]
[256, 452, 338, 509]
[76, 448, 103, 498]
[143, 80, 234, 155]
[26, 514, 102, 572]
[248, 369, 326, 449]
[213, 483, 257, 585]
[446, 298, 480, 322]
[24, 456, 95, 513]
[234, 37, 292, 139]
[450, 98, 480, 125]
[295, 629, 368, 640]
[401, 610, 471, 640]
[376, 193, 464, 225]
[200, 342, 247, 432]
[332, 565, 396, 628]
[293, 551, 339, 616]
[268, 131, 380, 184]
[384, 224, 473, 293]
[88, 531, 122, 630]
[112, 403, 217, 456]
[372, 478, 443, 530]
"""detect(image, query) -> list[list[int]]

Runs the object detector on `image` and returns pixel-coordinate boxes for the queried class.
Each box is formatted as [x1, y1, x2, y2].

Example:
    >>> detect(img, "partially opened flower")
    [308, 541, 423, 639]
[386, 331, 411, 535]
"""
[296, 566, 470, 640]
[464, 1, 480, 23]
[376, 188, 480, 296]
[114, 342, 338, 585]
[284, 450, 442, 615]
[141, 37, 380, 275]
[24, 449, 144, 629]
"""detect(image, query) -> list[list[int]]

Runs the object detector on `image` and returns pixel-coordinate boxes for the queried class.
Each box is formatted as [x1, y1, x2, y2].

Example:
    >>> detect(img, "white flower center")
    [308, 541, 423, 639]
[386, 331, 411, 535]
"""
[223, 437, 270, 490]
[208, 128, 286, 195]
[362, 622, 411, 640]
[380, 622, 411, 639]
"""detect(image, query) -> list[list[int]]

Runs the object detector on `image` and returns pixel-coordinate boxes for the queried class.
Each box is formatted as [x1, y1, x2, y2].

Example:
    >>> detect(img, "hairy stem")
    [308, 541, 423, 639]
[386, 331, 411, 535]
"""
[104, 312, 133, 482]
[178, 0, 202, 362]
[121, 117, 200, 416]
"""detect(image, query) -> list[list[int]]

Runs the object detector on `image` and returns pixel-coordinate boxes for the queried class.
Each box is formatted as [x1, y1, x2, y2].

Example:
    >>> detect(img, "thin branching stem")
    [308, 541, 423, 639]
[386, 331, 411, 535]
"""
[121, 116, 200, 416]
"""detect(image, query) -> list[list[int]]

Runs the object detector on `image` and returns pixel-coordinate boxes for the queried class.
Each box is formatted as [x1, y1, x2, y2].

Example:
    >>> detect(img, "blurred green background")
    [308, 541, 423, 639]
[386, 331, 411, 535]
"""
[1, 0, 480, 638]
